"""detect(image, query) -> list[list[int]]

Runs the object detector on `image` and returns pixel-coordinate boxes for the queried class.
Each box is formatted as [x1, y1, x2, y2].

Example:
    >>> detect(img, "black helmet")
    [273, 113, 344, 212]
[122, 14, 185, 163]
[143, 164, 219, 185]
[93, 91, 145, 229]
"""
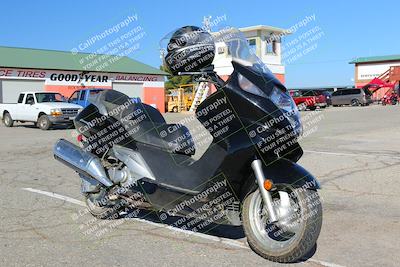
[163, 26, 215, 75]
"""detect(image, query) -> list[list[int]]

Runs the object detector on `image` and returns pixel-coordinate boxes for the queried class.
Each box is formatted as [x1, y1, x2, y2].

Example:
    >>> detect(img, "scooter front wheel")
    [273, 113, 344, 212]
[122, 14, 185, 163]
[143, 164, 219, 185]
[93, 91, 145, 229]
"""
[242, 185, 322, 263]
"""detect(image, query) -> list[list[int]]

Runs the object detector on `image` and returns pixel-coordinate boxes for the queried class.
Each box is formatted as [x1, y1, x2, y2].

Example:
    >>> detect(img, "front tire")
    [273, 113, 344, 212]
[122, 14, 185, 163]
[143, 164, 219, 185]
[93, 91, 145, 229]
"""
[3, 113, 14, 127]
[37, 115, 52, 130]
[242, 186, 322, 263]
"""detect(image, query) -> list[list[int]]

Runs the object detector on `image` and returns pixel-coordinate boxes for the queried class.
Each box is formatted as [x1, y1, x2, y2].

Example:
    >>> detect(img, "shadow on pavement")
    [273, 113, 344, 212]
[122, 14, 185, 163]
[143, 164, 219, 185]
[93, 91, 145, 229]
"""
[118, 208, 317, 262]
[11, 123, 74, 130]
[120, 208, 245, 240]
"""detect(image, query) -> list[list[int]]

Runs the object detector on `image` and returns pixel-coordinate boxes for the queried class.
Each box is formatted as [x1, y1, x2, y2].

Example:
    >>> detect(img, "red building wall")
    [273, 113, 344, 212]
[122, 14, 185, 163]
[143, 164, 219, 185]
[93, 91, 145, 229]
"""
[143, 87, 165, 113]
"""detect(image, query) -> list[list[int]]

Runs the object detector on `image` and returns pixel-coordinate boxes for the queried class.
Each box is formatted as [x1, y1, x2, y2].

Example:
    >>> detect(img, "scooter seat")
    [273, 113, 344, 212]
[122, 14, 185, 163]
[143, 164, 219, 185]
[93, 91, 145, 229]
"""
[133, 122, 196, 156]
[136, 141, 226, 194]
[119, 103, 196, 156]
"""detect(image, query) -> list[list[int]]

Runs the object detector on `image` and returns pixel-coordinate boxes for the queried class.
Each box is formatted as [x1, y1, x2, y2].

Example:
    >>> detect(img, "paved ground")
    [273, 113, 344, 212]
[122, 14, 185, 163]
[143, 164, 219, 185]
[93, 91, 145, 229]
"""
[1, 105, 399, 267]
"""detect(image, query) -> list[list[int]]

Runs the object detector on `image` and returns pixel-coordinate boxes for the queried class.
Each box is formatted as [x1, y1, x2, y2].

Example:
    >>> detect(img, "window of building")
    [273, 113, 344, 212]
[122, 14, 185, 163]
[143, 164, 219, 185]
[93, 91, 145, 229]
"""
[266, 40, 277, 55]
[247, 39, 256, 52]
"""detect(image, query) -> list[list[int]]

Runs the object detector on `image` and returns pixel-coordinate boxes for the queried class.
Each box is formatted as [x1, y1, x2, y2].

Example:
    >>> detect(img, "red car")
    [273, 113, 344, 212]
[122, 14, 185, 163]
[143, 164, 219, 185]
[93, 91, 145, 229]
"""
[289, 90, 327, 111]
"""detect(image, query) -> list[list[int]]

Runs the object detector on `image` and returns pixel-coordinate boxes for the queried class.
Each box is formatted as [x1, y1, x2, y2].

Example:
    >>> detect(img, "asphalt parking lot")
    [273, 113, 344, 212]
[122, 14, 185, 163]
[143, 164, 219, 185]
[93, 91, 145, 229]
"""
[1, 105, 399, 267]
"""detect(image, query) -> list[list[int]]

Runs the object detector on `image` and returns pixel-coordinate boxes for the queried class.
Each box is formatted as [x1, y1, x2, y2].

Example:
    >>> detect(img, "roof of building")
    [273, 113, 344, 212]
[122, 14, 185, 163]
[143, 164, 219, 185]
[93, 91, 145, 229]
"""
[239, 25, 290, 34]
[0, 46, 167, 75]
[349, 54, 400, 64]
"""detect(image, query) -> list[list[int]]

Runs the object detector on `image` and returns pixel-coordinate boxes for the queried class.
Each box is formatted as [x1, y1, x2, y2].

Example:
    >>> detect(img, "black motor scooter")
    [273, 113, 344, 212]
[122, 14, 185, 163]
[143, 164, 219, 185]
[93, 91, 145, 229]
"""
[53, 26, 322, 263]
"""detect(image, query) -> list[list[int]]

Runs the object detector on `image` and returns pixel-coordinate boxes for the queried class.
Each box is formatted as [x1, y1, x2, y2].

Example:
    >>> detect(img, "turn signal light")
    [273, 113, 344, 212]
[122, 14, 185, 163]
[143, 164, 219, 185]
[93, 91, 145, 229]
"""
[50, 111, 63, 116]
[263, 179, 273, 191]
[77, 134, 83, 143]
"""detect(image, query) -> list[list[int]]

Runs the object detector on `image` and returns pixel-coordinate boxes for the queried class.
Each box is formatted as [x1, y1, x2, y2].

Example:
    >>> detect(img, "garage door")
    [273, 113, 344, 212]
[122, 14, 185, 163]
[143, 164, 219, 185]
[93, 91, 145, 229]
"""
[0, 79, 45, 103]
[112, 82, 143, 99]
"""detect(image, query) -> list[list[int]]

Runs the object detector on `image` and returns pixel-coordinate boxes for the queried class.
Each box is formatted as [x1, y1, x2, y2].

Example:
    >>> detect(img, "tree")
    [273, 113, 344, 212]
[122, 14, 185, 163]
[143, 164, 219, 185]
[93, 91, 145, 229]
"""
[160, 66, 193, 94]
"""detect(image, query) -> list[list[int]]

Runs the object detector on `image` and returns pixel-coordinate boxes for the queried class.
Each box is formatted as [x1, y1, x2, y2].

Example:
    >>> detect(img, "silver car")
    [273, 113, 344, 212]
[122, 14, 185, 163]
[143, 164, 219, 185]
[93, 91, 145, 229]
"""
[331, 88, 372, 106]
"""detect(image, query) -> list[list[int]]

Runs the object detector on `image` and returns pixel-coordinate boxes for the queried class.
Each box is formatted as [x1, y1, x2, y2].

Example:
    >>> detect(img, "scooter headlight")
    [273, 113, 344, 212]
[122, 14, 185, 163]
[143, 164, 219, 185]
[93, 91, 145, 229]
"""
[270, 87, 303, 137]
[238, 74, 302, 136]
[270, 87, 296, 112]
[238, 74, 267, 98]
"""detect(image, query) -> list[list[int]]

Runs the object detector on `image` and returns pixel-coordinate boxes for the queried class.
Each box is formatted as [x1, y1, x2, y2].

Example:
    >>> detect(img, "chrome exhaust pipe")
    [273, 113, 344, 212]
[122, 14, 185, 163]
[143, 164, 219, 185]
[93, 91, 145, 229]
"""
[53, 139, 113, 187]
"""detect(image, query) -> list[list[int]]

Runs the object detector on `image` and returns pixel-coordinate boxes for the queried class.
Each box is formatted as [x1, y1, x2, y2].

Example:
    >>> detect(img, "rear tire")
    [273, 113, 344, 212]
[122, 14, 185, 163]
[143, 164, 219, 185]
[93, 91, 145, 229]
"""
[3, 113, 14, 127]
[242, 187, 322, 263]
[297, 103, 307, 111]
[85, 193, 123, 220]
[351, 99, 360, 106]
[37, 115, 52, 130]
[308, 106, 317, 111]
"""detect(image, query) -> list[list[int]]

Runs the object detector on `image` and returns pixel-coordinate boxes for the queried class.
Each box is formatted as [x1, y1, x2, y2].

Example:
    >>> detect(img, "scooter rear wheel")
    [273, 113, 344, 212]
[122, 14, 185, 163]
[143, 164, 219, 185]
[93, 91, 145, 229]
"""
[85, 193, 124, 220]
[242, 186, 322, 263]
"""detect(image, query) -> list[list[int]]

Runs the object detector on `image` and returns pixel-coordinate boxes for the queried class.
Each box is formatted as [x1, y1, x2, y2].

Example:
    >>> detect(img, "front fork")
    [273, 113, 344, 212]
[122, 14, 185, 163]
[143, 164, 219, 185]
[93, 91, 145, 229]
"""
[251, 159, 279, 223]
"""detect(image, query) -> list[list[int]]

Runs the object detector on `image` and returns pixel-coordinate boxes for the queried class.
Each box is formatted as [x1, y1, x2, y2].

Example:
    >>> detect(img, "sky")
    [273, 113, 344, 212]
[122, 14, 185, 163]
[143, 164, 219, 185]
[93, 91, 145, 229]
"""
[0, 0, 399, 88]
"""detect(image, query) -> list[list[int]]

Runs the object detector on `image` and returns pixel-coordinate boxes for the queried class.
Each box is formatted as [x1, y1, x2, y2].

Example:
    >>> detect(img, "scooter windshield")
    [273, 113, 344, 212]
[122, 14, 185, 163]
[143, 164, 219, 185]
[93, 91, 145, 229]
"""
[159, 26, 277, 89]
[213, 27, 273, 76]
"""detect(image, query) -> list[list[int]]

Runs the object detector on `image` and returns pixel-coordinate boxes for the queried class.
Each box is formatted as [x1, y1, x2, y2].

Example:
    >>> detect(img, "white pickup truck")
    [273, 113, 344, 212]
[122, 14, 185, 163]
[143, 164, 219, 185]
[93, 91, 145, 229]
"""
[0, 92, 82, 130]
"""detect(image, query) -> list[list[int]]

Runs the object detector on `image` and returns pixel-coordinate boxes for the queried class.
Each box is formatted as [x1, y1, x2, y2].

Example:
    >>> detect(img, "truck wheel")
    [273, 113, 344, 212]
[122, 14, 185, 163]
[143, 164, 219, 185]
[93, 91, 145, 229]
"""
[3, 113, 14, 127]
[297, 103, 307, 111]
[37, 115, 52, 130]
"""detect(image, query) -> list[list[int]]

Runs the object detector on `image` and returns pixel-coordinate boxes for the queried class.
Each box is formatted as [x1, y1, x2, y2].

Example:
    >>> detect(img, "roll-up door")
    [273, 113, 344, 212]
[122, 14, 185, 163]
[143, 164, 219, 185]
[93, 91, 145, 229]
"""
[0, 79, 45, 103]
[112, 82, 143, 99]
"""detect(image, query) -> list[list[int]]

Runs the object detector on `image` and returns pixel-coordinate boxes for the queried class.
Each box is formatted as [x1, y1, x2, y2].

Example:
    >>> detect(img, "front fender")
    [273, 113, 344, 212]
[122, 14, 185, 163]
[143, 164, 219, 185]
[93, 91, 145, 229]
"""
[240, 157, 320, 201]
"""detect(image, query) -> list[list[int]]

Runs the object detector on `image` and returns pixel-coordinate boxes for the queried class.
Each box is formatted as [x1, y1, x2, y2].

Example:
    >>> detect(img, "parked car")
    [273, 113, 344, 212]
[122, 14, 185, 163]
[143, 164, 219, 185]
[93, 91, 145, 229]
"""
[289, 90, 327, 111]
[0, 92, 82, 130]
[321, 90, 332, 106]
[68, 88, 142, 108]
[331, 88, 372, 106]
